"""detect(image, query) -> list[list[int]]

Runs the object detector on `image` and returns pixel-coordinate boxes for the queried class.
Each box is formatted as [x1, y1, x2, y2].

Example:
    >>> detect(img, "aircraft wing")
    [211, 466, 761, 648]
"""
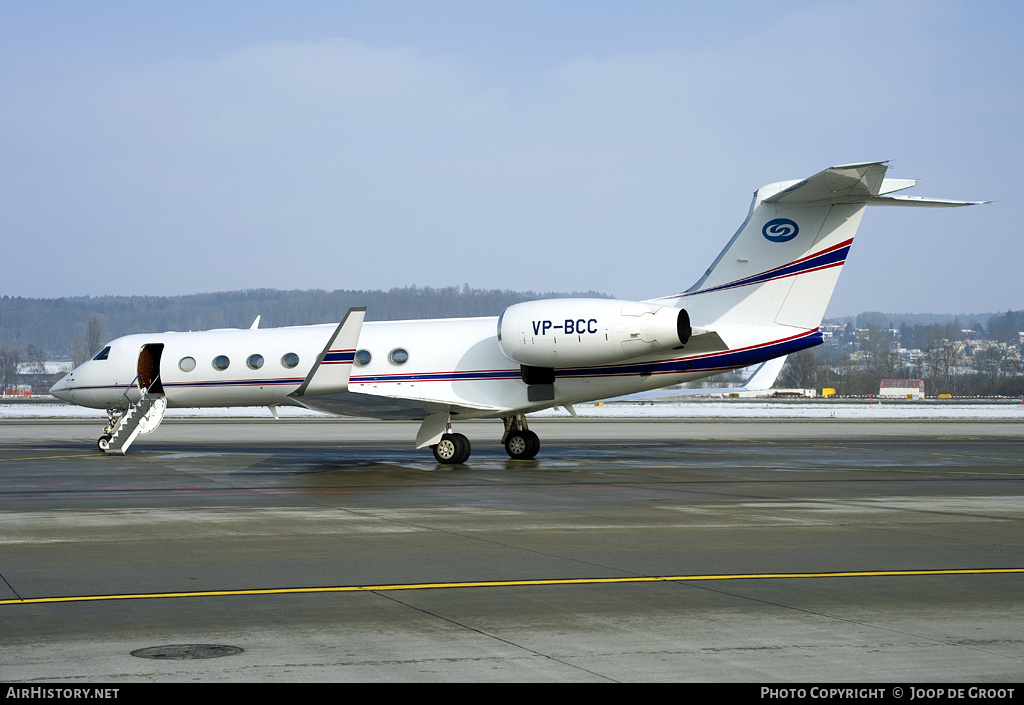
[606, 355, 788, 402]
[288, 389, 497, 421]
[738, 354, 788, 390]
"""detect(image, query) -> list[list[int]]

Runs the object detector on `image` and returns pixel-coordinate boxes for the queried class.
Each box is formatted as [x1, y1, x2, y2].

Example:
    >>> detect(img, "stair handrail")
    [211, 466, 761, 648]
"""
[117, 374, 144, 406]
[117, 373, 161, 406]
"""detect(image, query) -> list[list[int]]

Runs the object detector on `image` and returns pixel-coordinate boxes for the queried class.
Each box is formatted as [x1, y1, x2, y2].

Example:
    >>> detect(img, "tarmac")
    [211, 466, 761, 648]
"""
[1, 416, 1023, 682]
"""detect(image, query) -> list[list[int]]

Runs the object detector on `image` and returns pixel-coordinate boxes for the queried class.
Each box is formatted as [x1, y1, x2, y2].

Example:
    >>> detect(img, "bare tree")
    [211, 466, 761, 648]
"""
[87, 315, 103, 354]
[0, 345, 21, 392]
[779, 349, 820, 389]
[23, 345, 47, 375]
[860, 326, 901, 378]
[73, 315, 104, 366]
[924, 338, 965, 395]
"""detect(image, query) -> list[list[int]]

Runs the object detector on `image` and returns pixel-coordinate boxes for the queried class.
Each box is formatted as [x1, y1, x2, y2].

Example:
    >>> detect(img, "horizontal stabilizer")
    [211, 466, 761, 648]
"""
[290, 307, 366, 397]
[764, 162, 889, 205]
[865, 195, 991, 207]
[764, 161, 989, 208]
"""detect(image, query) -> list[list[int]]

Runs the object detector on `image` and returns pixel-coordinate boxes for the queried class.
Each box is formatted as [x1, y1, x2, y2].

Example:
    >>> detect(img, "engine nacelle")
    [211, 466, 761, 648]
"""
[497, 298, 691, 368]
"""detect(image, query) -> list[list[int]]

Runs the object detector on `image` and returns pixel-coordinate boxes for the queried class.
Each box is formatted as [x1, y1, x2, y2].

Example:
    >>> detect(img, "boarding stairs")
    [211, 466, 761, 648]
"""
[100, 376, 167, 455]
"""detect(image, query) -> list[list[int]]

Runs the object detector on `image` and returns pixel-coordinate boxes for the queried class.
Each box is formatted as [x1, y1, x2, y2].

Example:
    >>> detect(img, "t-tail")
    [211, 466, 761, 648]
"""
[659, 161, 986, 357]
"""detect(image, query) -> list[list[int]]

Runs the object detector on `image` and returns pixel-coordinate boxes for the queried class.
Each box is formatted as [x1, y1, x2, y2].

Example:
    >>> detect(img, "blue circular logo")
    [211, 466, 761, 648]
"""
[762, 218, 799, 243]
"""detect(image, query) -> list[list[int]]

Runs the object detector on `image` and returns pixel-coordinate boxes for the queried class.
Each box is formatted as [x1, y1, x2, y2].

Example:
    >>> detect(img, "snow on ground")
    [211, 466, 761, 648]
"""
[532, 401, 1024, 420]
[0, 403, 321, 419]
[2, 399, 1022, 420]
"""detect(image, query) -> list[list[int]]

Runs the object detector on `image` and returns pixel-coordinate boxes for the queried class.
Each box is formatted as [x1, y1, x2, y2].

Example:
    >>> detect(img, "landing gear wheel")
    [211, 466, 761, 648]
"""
[504, 430, 540, 460]
[97, 434, 112, 452]
[432, 433, 471, 465]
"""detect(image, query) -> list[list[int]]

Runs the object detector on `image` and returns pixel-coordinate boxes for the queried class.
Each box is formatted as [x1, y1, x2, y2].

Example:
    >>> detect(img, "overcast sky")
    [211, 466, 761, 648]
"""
[1, 1, 1019, 316]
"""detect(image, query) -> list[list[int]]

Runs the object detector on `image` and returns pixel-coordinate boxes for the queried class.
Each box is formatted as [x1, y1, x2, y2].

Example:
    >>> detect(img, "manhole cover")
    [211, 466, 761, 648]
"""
[131, 644, 243, 660]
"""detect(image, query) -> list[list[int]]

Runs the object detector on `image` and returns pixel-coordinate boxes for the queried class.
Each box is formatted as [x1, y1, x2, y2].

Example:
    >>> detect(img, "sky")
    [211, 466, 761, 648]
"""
[1, 0, 1020, 317]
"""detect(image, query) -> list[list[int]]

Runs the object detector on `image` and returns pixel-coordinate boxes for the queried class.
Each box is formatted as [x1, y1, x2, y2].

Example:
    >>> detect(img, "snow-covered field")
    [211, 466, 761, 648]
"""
[0, 402, 320, 419]
[2, 399, 1022, 420]
[533, 400, 1024, 420]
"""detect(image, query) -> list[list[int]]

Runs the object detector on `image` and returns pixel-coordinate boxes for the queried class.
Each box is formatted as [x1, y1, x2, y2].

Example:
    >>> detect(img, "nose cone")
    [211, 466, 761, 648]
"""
[50, 374, 73, 403]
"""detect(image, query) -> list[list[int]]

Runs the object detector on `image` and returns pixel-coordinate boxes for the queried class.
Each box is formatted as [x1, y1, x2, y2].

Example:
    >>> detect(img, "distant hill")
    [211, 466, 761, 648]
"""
[0, 286, 612, 358]
[825, 311, 1000, 329]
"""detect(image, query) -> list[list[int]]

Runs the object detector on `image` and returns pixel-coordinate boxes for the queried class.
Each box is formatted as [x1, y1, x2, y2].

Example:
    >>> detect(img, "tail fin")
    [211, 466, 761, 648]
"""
[666, 161, 985, 332]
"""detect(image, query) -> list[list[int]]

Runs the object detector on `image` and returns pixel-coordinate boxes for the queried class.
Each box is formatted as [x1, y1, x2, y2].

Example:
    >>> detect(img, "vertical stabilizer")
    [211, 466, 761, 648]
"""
[671, 162, 890, 331]
[664, 161, 985, 334]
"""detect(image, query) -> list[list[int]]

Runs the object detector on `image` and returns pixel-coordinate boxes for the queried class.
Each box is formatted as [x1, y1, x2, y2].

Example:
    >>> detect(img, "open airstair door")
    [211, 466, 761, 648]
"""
[138, 343, 164, 393]
[99, 342, 168, 455]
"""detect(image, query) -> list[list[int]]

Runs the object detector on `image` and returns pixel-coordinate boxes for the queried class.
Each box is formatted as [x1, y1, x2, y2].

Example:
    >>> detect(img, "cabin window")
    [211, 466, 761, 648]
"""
[354, 349, 371, 366]
[388, 348, 409, 365]
[178, 356, 196, 372]
[281, 352, 299, 369]
[92, 346, 111, 361]
[212, 355, 230, 371]
[247, 354, 264, 370]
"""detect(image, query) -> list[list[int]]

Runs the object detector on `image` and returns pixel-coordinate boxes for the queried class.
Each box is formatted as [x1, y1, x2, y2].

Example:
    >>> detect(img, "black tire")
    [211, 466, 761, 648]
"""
[504, 430, 540, 460]
[432, 433, 471, 464]
[97, 434, 112, 452]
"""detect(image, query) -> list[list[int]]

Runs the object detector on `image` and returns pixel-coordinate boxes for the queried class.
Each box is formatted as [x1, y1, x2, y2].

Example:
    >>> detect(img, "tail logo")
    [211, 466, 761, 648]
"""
[762, 218, 799, 243]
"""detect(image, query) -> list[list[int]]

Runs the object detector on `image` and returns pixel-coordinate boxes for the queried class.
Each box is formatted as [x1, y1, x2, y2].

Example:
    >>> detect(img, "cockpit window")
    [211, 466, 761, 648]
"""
[92, 346, 111, 361]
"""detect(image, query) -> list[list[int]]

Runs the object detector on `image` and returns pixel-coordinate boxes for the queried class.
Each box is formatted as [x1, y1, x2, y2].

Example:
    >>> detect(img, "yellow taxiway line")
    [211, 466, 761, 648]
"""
[3, 568, 1022, 606]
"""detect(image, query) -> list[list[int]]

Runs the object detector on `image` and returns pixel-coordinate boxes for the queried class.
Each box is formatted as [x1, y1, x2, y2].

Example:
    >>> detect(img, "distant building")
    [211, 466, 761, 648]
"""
[878, 379, 925, 399]
[14, 361, 72, 396]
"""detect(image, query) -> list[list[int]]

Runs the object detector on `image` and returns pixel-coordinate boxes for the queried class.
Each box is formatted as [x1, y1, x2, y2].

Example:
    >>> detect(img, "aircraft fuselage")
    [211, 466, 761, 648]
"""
[51, 315, 812, 417]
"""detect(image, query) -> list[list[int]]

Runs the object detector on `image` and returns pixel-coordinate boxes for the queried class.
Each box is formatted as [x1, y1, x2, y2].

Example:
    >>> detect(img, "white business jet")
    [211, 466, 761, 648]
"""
[50, 161, 985, 462]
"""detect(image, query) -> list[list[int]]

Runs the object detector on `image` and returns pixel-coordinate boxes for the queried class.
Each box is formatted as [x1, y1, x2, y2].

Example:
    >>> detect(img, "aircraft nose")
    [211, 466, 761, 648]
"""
[50, 375, 72, 402]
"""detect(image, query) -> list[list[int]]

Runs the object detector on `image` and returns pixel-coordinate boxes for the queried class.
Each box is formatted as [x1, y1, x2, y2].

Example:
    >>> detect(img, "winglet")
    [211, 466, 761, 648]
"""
[290, 307, 366, 397]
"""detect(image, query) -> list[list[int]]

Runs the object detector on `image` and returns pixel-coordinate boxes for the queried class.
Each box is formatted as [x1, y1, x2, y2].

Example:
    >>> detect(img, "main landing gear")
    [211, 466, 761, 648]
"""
[430, 413, 540, 465]
[502, 413, 539, 460]
[432, 432, 471, 465]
